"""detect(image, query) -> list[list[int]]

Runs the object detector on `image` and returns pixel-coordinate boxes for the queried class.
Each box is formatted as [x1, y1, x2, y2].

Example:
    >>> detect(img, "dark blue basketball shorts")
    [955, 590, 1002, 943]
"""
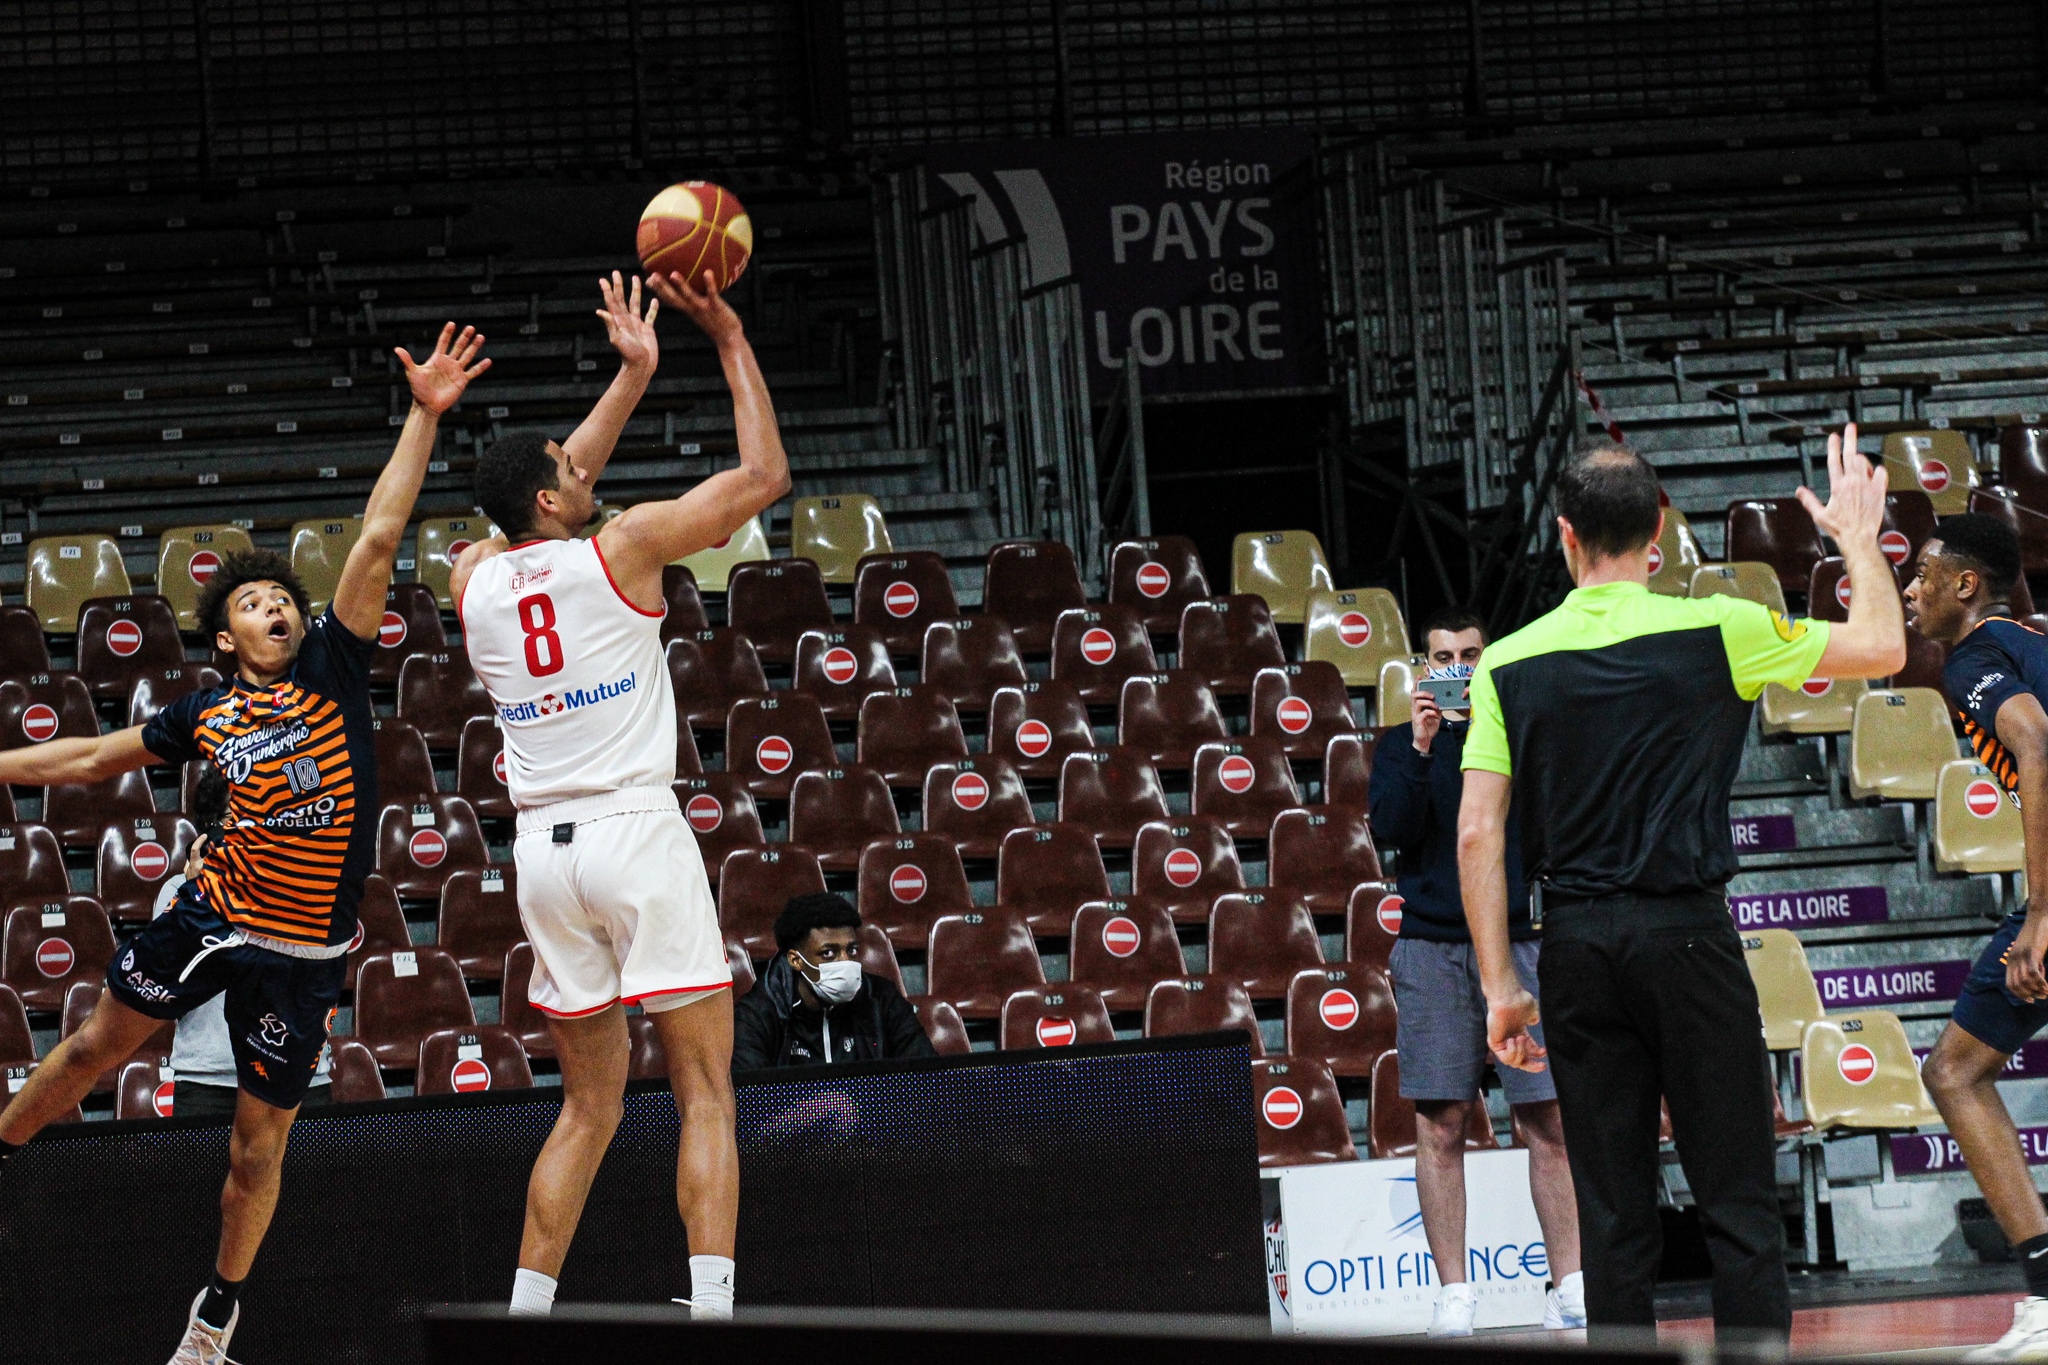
[1951, 909, 2048, 1057]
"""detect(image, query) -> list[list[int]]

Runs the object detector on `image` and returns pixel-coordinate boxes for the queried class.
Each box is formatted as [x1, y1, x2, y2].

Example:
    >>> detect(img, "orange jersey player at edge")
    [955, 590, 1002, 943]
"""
[0, 322, 491, 1365]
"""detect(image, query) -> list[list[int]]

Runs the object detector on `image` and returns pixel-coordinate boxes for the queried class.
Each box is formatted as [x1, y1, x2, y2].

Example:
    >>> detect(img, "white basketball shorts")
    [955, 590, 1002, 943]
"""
[512, 787, 730, 1018]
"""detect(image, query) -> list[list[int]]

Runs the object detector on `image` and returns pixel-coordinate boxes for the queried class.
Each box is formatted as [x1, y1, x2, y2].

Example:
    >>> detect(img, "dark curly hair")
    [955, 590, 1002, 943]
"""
[195, 548, 314, 644]
[474, 429, 560, 540]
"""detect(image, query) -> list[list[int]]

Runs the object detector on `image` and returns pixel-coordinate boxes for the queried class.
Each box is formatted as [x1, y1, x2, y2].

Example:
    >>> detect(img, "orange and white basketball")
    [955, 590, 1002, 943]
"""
[637, 181, 753, 292]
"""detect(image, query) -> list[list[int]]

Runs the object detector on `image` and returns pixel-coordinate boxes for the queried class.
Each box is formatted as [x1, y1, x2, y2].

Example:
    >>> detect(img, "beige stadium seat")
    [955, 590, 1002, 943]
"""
[157, 525, 255, 630]
[1647, 507, 1705, 597]
[1882, 430, 1979, 517]
[26, 536, 131, 633]
[415, 516, 496, 609]
[1374, 657, 1417, 728]
[1742, 928, 1824, 1051]
[289, 517, 364, 614]
[1688, 561, 1787, 615]
[1760, 675, 1866, 736]
[1800, 1011, 1941, 1132]
[1847, 688, 1955, 801]
[1231, 530, 1333, 625]
[680, 516, 771, 594]
[792, 495, 892, 584]
[1935, 758, 2024, 874]
[1304, 588, 1408, 687]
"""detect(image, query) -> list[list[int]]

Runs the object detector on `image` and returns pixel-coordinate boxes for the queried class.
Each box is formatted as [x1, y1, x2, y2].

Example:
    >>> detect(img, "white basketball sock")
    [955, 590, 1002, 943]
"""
[509, 1268, 557, 1318]
[687, 1255, 736, 1320]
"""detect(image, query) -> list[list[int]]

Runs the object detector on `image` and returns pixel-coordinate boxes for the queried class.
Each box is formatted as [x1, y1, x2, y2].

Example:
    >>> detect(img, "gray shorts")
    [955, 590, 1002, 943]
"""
[1389, 937, 1556, 1106]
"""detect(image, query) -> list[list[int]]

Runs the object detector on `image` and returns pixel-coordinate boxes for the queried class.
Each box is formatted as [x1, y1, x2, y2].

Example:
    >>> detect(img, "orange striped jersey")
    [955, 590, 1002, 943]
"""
[141, 609, 378, 948]
[1945, 615, 2048, 803]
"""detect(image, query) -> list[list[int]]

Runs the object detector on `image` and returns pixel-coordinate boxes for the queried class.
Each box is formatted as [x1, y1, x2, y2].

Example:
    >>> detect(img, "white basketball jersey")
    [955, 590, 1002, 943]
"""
[460, 536, 676, 809]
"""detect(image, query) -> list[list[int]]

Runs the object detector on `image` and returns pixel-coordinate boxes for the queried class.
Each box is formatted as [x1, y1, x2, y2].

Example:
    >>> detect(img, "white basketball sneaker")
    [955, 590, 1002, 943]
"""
[1544, 1271, 1587, 1329]
[167, 1289, 240, 1365]
[1969, 1297, 2048, 1361]
[1428, 1281, 1477, 1338]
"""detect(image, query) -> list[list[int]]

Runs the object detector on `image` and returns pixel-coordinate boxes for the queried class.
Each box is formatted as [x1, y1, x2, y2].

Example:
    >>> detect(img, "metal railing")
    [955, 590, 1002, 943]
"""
[1095, 345, 1150, 543]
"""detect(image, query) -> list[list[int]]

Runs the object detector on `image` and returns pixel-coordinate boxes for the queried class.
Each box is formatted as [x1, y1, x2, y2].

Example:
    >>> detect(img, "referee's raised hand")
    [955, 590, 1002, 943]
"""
[1796, 421, 1886, 552]
[1800, 421, 1910, 679]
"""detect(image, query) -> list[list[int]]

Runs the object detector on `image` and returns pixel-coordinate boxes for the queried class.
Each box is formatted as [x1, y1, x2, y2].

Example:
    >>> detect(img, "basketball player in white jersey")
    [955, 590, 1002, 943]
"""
[452, 269, 789, 1321]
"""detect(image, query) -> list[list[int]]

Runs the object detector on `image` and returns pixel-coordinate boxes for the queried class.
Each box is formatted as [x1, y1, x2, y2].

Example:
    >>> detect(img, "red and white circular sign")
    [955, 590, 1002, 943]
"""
[1838, 1043, 1877, 1086]
[1079, 627, 1117, 666]
[21, 703, 59, 743]
[1918, 460, 1951, 493]
[378, 612, 408, 648]
[451, 1057, 492, 1092]
[131, 841, 169, 881]
[1276, 697, 1313, 734]
[1015, 719, 1053, 758]
[1647, 543, 1665, 575]
[1879, 531, 1911, 566]
[1135, 562, 1171, 599]
[884, 582, 920, 618]
[34, 938, 74, 978]
[1318, 988, 1360, 1031]
[188, 550, 221, 585]
[1262, 1085, 1304, 1130]
[1163, 847, 1203, 888]
[755, 736, 793, 775]
[1035, 1015, 1076, 1047]
[447, 538, 473, 560]
[889, 864, 927, 904]
[1217, 754, 1256, 794]
[1376, 895, 1405, 936]
[686, 794, 724, 832]
[1335, 612, 1372, 648]
[1801, 678, 1834, 697]
[1966, 779, 2004, 818]
[1835, 577, 1853, 611]
[152, 1079, 176, 1117]
[1102, 916, 1141, 958]
[952, 771, 989, 811]
[492, 751, 507, 785]
[105, 619, 143, 657]
[821, 647, 859, 685]
[409, 829, 448, 867]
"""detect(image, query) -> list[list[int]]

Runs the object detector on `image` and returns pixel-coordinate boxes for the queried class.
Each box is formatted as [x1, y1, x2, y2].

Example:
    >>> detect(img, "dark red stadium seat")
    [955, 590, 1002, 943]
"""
[328, 1037, 388, 1103]
[1345, 884, 1403, 972]
[1057, 747, 1169, 849]
[0, 985, 34, 1067]
[63, 979, 173, 1093]
[853, 923, 904, 991]
[787, 765, 900, 872]
[346, 875, 409, 990]
[373, 796, 490, 900]
[1143, 975, 1264, 1056]
[372, 719, 438, 805]
[1896, 622, 1949, 691]
[1049, 605, 1157, 704]
[453, 716, 512, 820]
[1368, 1050, 1498, 1159]
[351, 946, 476, 1067]
[1724, 498, 1825, 599]
[436, 866, 521, 980]
[665, 629, 769, 731]
[659, 564, 712, 641]
[924, 908, 1045, 1019]
[1209, 890, 1323, 999]
[1285, 964, 1397, 1077]
[792, 626, 897, 720]
[727, 938, 757, 998]
[74, 595, 184, 702]
[3, 1064, 80, 1122]
[1884, 490, 1939, 574]
[999, 984, 1115, 1050]
[1068, 898, 1185, 1012]
[0, 606, 50, 681]
[905, 995, 972, 1055]
[1269, 805, 1383, 917]
[1178, 596, 1287, 695]
[1117, 673, 1228, 771]
[2, 896, 115, 1011]
[920, 617, 1028, 712]
[856, 685, 969, 788]
[0, 823, 69, 903]
[0, 673, 97, 751]
[854, 552, 961, 658]
[500, 941, 552, 1060]
[1191, 737, 1301, 840]
[42, 768, 156, 850]
[1252, 1056, 1356, 1166]
[1107, 536, 1211, 636]
[674, 774, 765, 884]
[727, 559, 834, 666]
[1131, 816, 1245, 926]
[923, 756, 1035, 861]
[396, 651, 492, 750]
[628, 1013, 669, 1080]
[115, 1057, 180, 1120]
[725, 694, 836, 798]
[1251, 663, 1359, 759]
[416, 1025, 534, 1095]
[718, 846, 828, 960]
[125, 665, 222, 729]
[2001, 426, 2048, 518]
[96, 816, 199, 922]
[856, 834, 974, 951]
[368, 583, 448, 686]
[1324, 731, 1377, 808]
[983, 541, 1087, 655]
[1973, 488, 2048, 580]
[987, 681, 1095, 780]
[995, 822, 1111, 936]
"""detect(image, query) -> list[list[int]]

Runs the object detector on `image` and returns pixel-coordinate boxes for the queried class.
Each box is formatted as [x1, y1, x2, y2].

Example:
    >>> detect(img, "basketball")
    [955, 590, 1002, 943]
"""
[637, 181, 753, 293]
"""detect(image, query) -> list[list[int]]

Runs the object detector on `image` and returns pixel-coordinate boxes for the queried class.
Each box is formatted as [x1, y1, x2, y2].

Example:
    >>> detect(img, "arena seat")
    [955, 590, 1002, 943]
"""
[373, 796, 490, 900]
[42, 768, 156, 851]
[1742, 928, 1824, 1051]
[0, 606, 50, 679]
[415, 1025, 534, 1095]
[907, 995, 972, 1055]
[853, 923, 904, 991]
[1646, 507, 1704, 597]
[1107, 535, 1210, 635]
[125, 665, 222, 728]
[627, 1014, 670, 1080]
[346, 875, 409, 991]
[157, 524, 255, 630]
[1191, 737, 1301, 840]
[436, 867, 521, 980]
[1049, 605, 1157, 703]
[678, 516, 770, 594]
[1893, 622, 1949, 692]
[1068, 898, 1185, 1012]
[0, 985, 32, 1068]
[856, 685, 970, 787]
[1759, 675, 1866, 736]
[1286, 964, 1397, 1077]
[0, 823, 68, 903]
[920, 616, 1028, 712]
[2000, 425, 2048, 519]
[74, 595, 184, 701]
[289, 516, 365, 613]
[726, 559, 834, 666]
[372, 719, 438, 804]
[1131, 816, 1245, 926]
[1847, 687, 1956, 801]
[1302, 588, 1408, 691]
[1375, 657, 1416, 728]
[1178, 595, 1286, 695]
[2, 896, 115, 1011]
[499, 941, 551, 1060]
[999, 984, 1115, 1050]
[96, 816, 198, 922]
[727, 938, 758, 998]
[1935, 759, 2024, 874]
[791, 494, 891, 583]
[0, 673, 98, 749]
[114, 1058, 179, 1121]
[1971, 488, 2048, 579]
[1057, 747, 1170, 849]
[792, 626, 897, 719]
[1251, 662, 1358, 758]
[453, 717, 512, 819]
[25, 534, 130, 632]
[853, 552, 960, 658]
[923, 756, 1035, 861]
[415, 515, 492, 609]
[1366, 1051, 1498, 1159]
[1689, 562, 1788, 615]
[353, 946, 477, 1067]
[857, 834, 974, 951]
[328, 1037, 388, 1103]
[1724, 498, 1825, 599]
[1883, 490, 1939, 572]
[658, 564, 712, 639]
[1800, 1012, 1941, 1132]
[1208, 890, 1324, 999]
[1882, 429, 1978, 516]
[1809, 558, 1859, 624]
[666, 628, 770, 731]
[1252, 1056, 1355, 1165]
[1268, 806, 1383, 917]
[1345, 885, 1403, 973]
[1231, 530, 1333, 625]
[673, 774, 765, 883]
[1116, 673, 1228, 771]
[368, 583, 448, 686]
[725, 693, 836, 798]
[924, 908, 1045, 1019]
[1144, 975, 1263, 1055]
[1323, 732, 1376, 809]
[62, 979, 172, 1093]
[982, 541, 1088, 655]
[995, 822, 1112, 936]
[395, 651, 492, 750]
[718, 847, 828, 959]
[987, 680, 1094, 780]
[787, 765, 900, 872]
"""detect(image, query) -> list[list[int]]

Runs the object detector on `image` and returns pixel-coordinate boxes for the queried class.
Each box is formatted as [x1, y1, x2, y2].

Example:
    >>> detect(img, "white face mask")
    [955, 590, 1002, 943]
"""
[798, 954, 863, 1005]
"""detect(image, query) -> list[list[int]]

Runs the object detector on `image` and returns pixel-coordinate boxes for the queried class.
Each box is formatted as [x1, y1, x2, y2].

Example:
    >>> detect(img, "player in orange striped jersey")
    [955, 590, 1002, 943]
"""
[0, 322, 490, 1365]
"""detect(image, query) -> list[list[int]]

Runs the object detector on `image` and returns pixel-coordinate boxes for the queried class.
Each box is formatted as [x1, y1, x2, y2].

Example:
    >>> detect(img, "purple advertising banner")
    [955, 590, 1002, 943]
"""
[1731, 886, 1889, 930]
[1731, 814, 1798, 853]
[1893, 1125, 2048, 1175]
[1815, 960, 1972, 1009]
[1913, 1039, 2048, 1080]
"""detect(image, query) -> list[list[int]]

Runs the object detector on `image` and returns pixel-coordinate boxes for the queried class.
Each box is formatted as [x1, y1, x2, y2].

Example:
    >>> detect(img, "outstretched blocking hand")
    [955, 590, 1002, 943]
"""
[648, 269, 744, 349]
[597, 271, 659, 372]
[1796, 421, 1887, 551]
[396, 322, 491, 416]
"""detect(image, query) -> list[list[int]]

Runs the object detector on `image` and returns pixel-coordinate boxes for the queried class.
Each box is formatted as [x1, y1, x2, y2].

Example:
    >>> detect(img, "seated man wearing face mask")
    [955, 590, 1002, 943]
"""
[731, 893, 936, 1071]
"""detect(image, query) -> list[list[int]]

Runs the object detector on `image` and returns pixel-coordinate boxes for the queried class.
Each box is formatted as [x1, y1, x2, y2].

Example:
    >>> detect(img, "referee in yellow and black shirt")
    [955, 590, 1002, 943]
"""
[1457, 428, 1904, 1340]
